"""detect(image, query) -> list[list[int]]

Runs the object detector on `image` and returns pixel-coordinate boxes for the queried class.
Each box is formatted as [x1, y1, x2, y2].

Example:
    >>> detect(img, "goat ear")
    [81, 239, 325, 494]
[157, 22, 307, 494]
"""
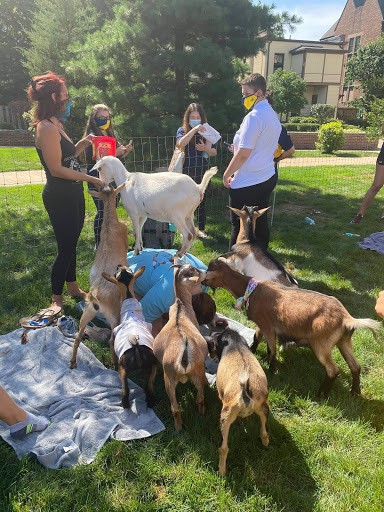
[256, 206, 270, 217]
[134, 265, 145, 280]
[187, 276, 200, 283]
[101, 272, 119, 286]
[88, 189, 101, 198]
[218, 256, 228, 264]
[228, 206, 244, 218]
[114, 181, 126, 195]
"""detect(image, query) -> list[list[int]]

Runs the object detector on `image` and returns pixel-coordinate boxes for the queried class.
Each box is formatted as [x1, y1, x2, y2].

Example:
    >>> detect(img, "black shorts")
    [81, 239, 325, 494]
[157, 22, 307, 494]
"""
[378, 147, 384, 166]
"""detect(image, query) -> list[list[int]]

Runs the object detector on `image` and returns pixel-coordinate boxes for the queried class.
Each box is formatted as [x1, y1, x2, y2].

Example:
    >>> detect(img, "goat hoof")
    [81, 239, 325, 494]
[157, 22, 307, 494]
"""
[69, 360, 77, 369]
[121, 400, 130, 409]
[351, 387, 361, 396]
[268, 363, 276, 374]
[198, 402, 206, 415]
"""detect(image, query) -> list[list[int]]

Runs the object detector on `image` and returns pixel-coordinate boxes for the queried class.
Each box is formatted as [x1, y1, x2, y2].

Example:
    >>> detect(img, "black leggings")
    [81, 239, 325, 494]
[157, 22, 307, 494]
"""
[183, 165, 207, 231]
[229, 174, 277, 250]
[43, 188, 85, 295]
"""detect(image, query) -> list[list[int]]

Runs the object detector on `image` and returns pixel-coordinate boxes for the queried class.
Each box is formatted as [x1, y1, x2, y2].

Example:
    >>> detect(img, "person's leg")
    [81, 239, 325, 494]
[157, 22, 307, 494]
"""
[0, 386, 49, 439]
[66, 195, 86, 297]
[43, 191, 85, 309]
[193, 167, 207, 234]
[352, 157, 384, 222]
[229, 187, 244, 248]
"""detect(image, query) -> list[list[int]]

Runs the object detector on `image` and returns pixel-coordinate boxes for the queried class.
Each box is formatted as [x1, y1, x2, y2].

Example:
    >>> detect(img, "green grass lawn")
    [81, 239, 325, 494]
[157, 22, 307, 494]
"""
[1, 163, 384, 511]
[0, 147, 42, 172]
[293, 150, 379, 158]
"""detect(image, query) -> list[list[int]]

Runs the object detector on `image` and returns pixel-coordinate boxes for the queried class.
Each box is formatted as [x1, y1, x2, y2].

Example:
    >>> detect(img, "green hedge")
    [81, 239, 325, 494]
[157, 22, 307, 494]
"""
[283, 123, 320, 132]
[0, 122, 15, 130]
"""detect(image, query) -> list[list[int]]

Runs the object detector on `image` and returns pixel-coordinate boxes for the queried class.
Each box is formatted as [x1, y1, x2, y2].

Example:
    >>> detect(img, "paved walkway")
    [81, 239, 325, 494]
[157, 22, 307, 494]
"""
[0, 156, 377, 187]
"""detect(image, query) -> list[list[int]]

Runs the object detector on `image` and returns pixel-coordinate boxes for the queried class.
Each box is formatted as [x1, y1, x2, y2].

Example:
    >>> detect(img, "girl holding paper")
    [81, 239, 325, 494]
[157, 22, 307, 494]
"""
[176, 103, 217, 238]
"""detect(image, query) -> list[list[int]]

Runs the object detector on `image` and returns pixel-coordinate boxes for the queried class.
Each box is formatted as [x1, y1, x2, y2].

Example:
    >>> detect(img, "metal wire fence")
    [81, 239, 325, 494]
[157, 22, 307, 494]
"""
[0, 136, 379, 266]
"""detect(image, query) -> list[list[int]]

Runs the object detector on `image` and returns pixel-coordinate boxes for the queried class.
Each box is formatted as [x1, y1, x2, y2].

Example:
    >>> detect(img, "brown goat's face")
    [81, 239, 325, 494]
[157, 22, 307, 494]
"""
[172, 263, 207, 287]
[102, 264, 145, 299]
[202, 257, 228, 291]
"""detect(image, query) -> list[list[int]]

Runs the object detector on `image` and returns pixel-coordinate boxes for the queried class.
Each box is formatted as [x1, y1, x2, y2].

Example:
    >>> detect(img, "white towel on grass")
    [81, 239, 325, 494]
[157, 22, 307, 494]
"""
[0, 327, 165, 469]
[358, 231, 384, 254]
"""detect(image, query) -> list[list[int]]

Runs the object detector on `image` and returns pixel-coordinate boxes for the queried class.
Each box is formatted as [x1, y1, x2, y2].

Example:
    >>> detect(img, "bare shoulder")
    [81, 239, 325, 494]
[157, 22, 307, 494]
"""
[35, 120, 60, 148]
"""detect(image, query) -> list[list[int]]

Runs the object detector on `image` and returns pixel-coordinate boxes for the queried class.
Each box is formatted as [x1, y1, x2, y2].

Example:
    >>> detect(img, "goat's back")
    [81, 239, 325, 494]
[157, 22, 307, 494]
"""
[216, 343, 268, 403]
[226, 243, 298, 287]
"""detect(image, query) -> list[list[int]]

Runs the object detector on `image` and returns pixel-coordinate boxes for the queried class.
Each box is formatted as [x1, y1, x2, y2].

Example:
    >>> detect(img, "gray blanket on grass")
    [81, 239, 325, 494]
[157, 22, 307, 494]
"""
[0, 317, 255, 468]
[0, 327, 165, 469]
[358, 231, 384, 255]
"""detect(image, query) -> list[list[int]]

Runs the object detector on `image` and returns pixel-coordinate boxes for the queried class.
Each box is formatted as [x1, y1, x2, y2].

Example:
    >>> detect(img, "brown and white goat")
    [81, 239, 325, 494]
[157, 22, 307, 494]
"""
[222, 206, 297, 287]
[153, 263, 209, 431]
[207, 328, 269, 476]
[102, 265, 157, 408]
[69, 183, 128, 369]
[204, 257, 381, 397]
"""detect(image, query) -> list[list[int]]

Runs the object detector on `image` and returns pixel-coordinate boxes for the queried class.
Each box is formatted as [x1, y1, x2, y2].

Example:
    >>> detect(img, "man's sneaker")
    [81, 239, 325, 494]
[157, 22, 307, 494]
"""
[57, 316, 78, 339]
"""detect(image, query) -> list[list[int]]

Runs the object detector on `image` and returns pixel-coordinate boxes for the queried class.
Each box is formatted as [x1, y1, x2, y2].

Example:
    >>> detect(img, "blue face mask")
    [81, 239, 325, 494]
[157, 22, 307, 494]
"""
[55, 100, 72, 123]
[189, 119, 200, 128]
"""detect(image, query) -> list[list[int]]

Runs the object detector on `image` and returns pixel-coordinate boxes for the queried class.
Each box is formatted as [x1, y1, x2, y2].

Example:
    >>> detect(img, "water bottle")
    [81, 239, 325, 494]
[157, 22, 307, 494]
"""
[169, 223, 176, 233]
[305, 217, 315, 225]
[345, 233, 361, 237]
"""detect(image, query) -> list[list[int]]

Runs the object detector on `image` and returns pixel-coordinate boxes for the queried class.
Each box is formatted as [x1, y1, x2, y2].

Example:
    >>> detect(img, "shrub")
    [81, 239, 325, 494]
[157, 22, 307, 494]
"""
[316, 121, 345, 153]
[0, 122, 15, 130]
[289, 116, 302, 123]
[345, 118, 368, 129]
[310, 104, 335, 124]
[283, 123, 320, 132]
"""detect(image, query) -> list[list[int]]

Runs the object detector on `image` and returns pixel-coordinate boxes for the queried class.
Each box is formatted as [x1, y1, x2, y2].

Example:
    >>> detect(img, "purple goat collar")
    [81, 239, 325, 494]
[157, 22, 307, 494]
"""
[234, 278, 259, 311]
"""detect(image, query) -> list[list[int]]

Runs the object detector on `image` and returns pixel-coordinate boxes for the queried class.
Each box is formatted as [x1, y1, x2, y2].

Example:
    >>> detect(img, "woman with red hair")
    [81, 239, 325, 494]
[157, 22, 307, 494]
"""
[28, 72, 105, 313]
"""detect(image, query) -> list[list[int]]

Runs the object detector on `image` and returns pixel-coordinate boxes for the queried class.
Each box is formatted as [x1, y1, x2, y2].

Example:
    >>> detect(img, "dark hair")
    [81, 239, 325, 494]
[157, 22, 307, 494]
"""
[192, 292, 216, 325]
[266, 89, 273, 107]
[80, 104, 118, 163]
[182, 103, 208, 144]
[27, 71, 67, 125]
[240, 73, 267, 95]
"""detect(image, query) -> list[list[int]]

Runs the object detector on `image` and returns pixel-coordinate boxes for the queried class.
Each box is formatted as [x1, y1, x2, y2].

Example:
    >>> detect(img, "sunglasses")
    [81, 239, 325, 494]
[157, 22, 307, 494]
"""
[96, 116, 111, 121]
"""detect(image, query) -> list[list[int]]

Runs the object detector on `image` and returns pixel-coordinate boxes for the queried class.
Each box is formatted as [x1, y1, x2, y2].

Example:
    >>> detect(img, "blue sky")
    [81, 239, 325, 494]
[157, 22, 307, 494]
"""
[269, 0, 347, 41]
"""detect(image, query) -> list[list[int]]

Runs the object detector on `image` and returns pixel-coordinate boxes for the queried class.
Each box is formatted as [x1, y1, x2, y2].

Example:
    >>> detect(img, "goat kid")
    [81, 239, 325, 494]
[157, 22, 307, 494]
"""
[222, 205, 297, 287]
[153, 263, 209, 431]
[90, 156, 218, 256]
[204, 257, 381, 397]
[102, 265, 157, 408]
[207, 328, 269, 476]
[69, 183, 128, 369]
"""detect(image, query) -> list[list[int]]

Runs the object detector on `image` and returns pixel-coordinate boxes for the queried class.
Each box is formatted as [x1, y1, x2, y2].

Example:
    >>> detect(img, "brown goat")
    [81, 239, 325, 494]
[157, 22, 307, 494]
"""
[153, 263, 209, 431]
[207, 328, 269, 476]
[222, 206, 298, 287]
[204, 257, 381, 397]
[69, 183, 128, 369]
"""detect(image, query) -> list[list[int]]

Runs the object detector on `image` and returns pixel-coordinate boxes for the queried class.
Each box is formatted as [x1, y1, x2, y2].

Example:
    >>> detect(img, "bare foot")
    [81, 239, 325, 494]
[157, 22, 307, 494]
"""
[51, 295, 64, 311]
[198, 230, 208, 238]
[66, 282, 87, 298]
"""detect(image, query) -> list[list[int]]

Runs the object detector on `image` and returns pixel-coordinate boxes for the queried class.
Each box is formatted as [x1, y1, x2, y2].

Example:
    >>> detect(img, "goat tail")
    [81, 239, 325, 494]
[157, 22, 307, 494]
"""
[177, 335, 191, 379]
[239, 370, 253, 407]
[347, 318, 382, 340]
[198, 167, 218, 200]
[128, 334, 143, 368]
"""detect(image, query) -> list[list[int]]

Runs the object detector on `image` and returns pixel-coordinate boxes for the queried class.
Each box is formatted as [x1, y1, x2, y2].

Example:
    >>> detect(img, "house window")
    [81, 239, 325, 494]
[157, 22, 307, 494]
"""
[273, 53, 284, 72]
[348, 38, 354, 54]
[354, 36, 361, 53]
[311, 94, 318, 105]
[349, 86, 354, 100]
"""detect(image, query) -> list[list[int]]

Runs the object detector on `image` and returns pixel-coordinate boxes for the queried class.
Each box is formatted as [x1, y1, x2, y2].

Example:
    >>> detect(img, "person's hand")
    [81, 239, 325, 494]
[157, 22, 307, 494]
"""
[375, 290, 384, 318]
[116, 141, 133, 157]
[92, 177, 106, 190]
[78, 134, 93, 147]
[196, 139, 207, 152]
[193, 124, 205, 134]
[223, 173, 232, 188]
[211, 316, 228, 328]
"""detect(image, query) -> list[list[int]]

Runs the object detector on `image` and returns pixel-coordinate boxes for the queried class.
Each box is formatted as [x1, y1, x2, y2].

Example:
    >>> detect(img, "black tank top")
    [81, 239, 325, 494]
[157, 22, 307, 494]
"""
[36, 121, 83, 194]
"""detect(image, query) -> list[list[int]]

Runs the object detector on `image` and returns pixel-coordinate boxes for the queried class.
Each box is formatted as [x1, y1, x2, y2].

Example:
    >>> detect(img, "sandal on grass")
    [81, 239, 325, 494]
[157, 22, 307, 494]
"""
[19, 305, 62, 329]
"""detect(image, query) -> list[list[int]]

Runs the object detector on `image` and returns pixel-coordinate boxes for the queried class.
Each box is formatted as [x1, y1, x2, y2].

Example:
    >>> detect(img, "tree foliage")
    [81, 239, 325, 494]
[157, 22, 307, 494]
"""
[365, 98, 384, 141]
[267, 68, 307, 117]
[310, 104, 335, 124]
[344, 34, 384, 103]
[65, 0, 300, 137]
[0, 0, 35, 104]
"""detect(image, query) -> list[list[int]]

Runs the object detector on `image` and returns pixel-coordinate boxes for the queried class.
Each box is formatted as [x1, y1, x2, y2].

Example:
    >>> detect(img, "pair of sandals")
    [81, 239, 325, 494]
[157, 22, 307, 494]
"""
[19, 305, 62, 329]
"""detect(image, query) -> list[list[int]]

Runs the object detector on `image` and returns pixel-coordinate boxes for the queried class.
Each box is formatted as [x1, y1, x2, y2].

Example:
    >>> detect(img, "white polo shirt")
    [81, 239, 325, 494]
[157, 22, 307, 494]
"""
[230, 100, 281, 189]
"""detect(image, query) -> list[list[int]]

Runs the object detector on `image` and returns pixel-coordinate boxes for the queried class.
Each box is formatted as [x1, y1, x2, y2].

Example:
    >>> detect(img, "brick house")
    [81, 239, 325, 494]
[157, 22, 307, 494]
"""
[320, 0, 384, 106]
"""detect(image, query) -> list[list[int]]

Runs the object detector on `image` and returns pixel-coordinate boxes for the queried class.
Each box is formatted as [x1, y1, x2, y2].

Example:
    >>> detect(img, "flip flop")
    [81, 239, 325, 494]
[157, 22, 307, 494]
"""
[19, 305, 62, 329]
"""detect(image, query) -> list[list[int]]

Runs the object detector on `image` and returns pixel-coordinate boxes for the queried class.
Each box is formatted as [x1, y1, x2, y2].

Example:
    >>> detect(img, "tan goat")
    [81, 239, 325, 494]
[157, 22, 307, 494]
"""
[69, 183, 128, 369]
[153, 262, 209, 431]
[207, 328, 269, 476]
[204, 257, 381, 397]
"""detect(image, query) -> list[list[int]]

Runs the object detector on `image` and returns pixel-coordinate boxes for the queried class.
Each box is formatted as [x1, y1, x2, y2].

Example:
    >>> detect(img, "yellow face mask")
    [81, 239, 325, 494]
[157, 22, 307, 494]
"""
[98, 120, 110, 130]
[242, 93, 257, 110]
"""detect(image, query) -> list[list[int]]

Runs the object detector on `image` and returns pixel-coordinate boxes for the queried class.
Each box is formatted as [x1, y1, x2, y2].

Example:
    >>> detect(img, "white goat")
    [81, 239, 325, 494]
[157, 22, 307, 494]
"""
[90, 156, 218, 256]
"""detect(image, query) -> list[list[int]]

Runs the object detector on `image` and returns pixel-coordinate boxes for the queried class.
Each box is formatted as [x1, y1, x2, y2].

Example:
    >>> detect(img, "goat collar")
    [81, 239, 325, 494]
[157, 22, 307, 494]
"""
[234, 278, 259, 311]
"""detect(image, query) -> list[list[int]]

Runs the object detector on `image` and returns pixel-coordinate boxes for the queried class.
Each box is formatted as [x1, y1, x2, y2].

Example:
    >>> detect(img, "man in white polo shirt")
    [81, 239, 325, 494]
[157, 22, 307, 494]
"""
[223, 73, 281, 249]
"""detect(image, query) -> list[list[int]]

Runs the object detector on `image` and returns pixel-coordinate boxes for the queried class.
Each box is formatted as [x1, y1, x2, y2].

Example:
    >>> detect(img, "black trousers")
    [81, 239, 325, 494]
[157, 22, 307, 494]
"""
[43, 187, 85, 295]
[183, 165, 207, 231]
[229, 173, 277, 250]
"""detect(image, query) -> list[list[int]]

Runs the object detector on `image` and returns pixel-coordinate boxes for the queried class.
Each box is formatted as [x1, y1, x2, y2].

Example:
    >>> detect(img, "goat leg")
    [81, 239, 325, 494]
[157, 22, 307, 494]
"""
[119, 363, 130, 408]
[258, 401, 270, 447]
[251, 327, 263, 354]
[164, 373, 182, 431]
[191, 373, 207, 415]
[313, 346, 340, 397]
[218, 405, 238, 476]
[337, 338, 361, 396]
[145, 363, 157, 408]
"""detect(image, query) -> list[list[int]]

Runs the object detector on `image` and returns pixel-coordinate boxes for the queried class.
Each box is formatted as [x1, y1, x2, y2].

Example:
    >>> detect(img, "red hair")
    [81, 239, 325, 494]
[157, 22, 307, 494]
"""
[27, 71, 66, 125]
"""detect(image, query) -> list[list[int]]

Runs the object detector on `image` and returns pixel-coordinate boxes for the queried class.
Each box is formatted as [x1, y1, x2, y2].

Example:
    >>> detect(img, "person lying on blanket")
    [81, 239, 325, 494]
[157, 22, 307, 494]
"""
[0, 385, 50, 439]
[126, 248, 227, 337]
